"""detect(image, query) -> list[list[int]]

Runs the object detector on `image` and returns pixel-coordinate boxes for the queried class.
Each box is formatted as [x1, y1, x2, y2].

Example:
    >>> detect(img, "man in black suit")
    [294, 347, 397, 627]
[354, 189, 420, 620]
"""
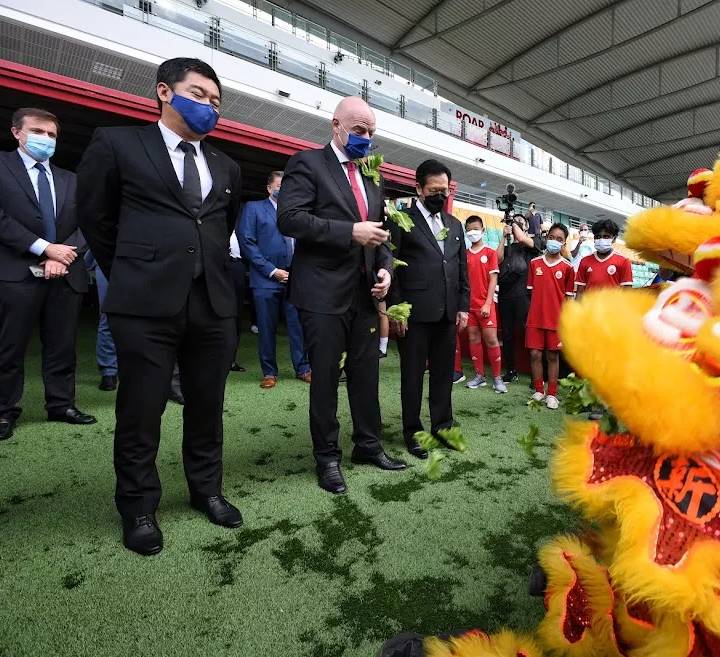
[76, 58, 243, 556]
[277, 96, 406, 494]
[388, 159, 469, 459]
[0, 108, 96, 441]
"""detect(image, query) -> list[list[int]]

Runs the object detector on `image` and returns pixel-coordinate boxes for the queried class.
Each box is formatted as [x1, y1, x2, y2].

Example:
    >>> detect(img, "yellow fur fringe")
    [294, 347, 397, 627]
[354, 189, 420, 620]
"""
[559, 289, 720, 453]
[536, 535, 622, 657]
[704, 157, 720, 212]
[424, 629, 543, 657]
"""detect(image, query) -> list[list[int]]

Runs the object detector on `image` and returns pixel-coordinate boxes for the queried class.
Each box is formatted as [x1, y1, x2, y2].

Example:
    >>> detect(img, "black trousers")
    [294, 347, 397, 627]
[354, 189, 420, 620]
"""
[298, 285, 383, 466]
[228, 258, 246, 349]
[0, 277, 82, 417]
[498, 293, 530, 373]
[107, 277, 236, 517]
[397, 318, 456, 441]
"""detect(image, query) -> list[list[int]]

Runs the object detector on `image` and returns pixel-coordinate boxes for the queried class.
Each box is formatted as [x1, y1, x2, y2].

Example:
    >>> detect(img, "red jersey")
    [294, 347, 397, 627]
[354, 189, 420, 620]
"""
[526, 255, 575, 330]
[466, 245, 499, 309]
[576, 251, 633, 290]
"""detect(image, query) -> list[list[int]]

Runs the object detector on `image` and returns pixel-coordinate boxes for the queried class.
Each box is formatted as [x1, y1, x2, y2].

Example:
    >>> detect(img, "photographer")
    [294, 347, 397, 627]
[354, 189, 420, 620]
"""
[496, 214, 544, 382]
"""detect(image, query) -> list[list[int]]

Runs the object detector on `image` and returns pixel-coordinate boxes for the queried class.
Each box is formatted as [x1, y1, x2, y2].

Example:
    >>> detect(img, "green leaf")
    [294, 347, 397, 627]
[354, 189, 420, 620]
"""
[338, 352, 347, 370]
[437, 426, 468, 453]
[392, 258, 408, 269]
[385, 201, 415, 232]
[426, 450, 447, 480]
[435, 227, 449, 241]
[356, 154, 384, 187]
[414, 430, 440, 451]
[386, 302, 412, 324]
[388, 241, 397, 252]
[517, 424, 540, 458]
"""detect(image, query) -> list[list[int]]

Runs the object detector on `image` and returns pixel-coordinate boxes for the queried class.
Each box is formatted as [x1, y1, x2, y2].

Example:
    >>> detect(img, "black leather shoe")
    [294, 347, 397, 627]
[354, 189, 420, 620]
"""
[99, 375, 117, 391]
[405, 437, 428, 460]
[502, 370, 519, 383]
[230, 362, 246, 372]
[122, 513, 163, 556]
[169, 386, 185, 405]
[48, 407, 97, 425]
[316, 462, 347, 494]
[351, 450, 407, 470]
[190, 495, 243, 528]
[0, 417, 15, 441]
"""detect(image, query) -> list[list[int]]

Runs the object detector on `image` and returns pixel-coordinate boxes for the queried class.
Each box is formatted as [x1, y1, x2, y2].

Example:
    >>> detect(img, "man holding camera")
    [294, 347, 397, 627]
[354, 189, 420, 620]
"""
[496, 214, 543, 383]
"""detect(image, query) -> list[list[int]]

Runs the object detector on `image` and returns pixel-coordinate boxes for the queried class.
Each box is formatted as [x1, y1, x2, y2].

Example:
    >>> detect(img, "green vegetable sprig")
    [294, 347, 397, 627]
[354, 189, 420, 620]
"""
[414, 427, 468, 480]
[392, 258, 408, 269]
[385, 201, 414, 232]
[559, 374, 623, 434]
[435, 227, 449, 241]
[356, 154, 384, 186]
[385, 302, 412, 324]
[517, 423, 540, 458]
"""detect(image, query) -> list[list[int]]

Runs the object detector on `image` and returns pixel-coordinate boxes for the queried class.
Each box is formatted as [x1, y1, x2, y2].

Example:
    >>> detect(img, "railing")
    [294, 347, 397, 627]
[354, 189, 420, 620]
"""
[78, 0, 660, 210]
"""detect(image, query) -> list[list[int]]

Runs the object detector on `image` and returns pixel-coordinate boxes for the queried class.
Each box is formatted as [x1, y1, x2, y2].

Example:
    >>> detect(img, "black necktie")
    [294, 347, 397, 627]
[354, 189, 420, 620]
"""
[34, 162, 56, 243]
[178, 141, 202, 214]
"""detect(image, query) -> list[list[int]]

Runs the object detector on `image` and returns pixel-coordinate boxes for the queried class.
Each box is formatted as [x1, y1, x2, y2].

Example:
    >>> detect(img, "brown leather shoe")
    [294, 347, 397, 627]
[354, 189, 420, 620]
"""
[260, 376, 277, 389]
[297, 372, 312, 384]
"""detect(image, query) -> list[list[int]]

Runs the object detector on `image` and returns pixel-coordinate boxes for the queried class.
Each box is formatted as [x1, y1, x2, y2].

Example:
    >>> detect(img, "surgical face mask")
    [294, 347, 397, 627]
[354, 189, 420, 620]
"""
[579, 229, 589, 238]
[170, 93, 219, 135]
[23, 132, 56, 161]
[466, 229, 483, 243]
[546, 239, 563, 255]
[423, 193, 447, 215]
[270, 189, 280, 200]
[595, 238, 613, 253]
[340, 123, 372, 160]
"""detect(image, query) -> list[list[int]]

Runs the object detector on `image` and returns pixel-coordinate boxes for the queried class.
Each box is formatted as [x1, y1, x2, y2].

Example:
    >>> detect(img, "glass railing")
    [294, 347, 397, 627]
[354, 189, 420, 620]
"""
[77, 0, 660, 210]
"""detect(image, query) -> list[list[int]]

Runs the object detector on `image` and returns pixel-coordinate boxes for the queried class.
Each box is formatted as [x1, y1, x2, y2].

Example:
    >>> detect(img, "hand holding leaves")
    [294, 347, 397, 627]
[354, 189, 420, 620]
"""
[386, 302, 412, 324]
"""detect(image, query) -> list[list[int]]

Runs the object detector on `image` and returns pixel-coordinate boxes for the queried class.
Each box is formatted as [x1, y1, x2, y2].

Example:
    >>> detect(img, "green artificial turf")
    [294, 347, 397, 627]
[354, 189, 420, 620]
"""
[0, 314, 577, 657]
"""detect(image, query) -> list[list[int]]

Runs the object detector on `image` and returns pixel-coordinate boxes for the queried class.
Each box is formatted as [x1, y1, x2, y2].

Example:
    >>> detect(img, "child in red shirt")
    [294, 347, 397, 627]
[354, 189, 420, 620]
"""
[454, 216, 507, 393]
[526, 223, 575, 409]
[575, 219, 633, 297]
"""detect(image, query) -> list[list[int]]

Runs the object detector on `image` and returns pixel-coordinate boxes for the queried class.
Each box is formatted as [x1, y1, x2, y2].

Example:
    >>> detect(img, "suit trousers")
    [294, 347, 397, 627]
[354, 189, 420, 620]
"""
[253, 286, 310, 377]
[397, 319, 456, 442]
[299, 282, 383, 466]
[107, 276, 236, 517]
[498, 293, 530, 373]
[228, 258, 246, 351]
[0, 276, 82, 417]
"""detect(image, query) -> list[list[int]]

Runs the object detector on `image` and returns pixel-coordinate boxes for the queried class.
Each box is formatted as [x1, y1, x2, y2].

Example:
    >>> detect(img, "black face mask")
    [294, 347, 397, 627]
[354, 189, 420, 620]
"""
[423, 193, 447, 214]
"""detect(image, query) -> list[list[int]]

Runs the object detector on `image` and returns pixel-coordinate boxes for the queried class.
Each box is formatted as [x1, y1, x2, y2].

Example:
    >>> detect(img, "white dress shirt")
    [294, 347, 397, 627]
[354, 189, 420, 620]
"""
[157, 120, 213, 200]
[416, 199, 445, 254]
[329, 140, 369, 211]
[229, 231, 242, 258]
[18, 148, 56, 256]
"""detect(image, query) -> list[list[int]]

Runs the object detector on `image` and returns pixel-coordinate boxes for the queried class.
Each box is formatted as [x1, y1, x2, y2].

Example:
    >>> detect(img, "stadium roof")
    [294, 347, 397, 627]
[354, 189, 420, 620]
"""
[289, 0, 720, 202]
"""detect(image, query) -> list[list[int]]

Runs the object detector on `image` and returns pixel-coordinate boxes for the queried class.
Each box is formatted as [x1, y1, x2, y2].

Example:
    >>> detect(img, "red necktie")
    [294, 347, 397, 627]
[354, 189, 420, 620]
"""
[345, 161, 368, 222]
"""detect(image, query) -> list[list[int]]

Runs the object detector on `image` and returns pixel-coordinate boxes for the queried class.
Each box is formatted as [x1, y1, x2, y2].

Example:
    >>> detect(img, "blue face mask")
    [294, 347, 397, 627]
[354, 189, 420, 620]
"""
[170, 93, 219, 135]
[546, 239, 563, 255]
[23, 133, 56, 161]
[341, 123, 372, 160]
[595, 238, 613, 253]
[271, 189, 280, 200]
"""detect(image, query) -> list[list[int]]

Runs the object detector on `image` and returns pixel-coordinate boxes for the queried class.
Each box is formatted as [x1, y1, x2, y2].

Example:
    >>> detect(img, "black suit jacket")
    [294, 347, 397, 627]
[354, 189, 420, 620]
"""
[0, 151, 87, 293]
[276, 143, 392, 314]
[388, 202, 469, 323]
[76, 123, 242, 318]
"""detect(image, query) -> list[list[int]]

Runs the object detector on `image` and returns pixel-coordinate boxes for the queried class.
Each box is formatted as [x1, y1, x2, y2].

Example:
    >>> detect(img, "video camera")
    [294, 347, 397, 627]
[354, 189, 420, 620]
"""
[496, 183, 519, 224]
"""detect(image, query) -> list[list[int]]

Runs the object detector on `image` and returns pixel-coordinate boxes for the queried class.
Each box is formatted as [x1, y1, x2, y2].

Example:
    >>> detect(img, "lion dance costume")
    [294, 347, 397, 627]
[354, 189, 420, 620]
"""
[380, 163, 720, 657]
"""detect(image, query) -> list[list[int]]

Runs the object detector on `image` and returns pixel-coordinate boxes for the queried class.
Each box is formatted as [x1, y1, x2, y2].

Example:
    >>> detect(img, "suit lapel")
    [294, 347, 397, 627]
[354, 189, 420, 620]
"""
[323, 144, 361, 222]
[139, 124, 191, 215]
[199, 141, 223, 216]
[51, 165, 67, 216]
[361, 171, 381, 222]
[2, 151, 40, 210]
[411, 202, 444, 256]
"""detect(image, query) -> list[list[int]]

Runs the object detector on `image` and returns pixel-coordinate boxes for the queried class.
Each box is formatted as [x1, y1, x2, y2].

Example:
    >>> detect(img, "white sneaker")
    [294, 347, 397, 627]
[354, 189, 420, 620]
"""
[546, 395, 559, 410]
[493, 377, 508, 394]
[466, 374, 487, 389]
[528, 391, 545, 405]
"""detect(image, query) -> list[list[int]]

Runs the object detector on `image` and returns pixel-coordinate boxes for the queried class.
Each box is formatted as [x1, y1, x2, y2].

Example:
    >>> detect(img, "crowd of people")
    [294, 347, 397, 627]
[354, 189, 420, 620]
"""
[0, 56, 635, 556]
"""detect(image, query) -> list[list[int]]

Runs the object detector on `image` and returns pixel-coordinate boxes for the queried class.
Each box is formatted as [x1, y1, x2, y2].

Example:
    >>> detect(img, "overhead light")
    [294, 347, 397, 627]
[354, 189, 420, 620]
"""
[475, 157, 485, 164]
[580, 193, 589, 198]
[333, 51, 344, 64]
[374, 79, 382, 85]
[278, 90, 291, 98]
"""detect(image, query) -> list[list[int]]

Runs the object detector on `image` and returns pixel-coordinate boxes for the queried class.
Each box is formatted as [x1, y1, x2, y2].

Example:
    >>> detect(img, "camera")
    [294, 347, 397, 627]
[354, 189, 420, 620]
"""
[496, 183, 518, 224]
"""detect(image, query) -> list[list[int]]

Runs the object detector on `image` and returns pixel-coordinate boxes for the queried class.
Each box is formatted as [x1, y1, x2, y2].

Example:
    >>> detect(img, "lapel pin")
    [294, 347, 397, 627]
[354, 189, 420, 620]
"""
[225, 188, 231, 194]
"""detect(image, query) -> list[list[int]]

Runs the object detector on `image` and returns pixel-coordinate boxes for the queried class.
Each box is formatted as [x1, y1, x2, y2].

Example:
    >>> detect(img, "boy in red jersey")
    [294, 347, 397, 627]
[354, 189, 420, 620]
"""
[575, 219, 633, 298]
[526, 223, 575, 409]
[454, 216, 507, 393]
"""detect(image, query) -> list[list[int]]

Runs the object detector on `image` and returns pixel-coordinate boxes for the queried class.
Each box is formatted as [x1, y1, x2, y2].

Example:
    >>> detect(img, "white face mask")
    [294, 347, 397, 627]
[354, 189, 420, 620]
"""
[466, 229, 484, 243]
